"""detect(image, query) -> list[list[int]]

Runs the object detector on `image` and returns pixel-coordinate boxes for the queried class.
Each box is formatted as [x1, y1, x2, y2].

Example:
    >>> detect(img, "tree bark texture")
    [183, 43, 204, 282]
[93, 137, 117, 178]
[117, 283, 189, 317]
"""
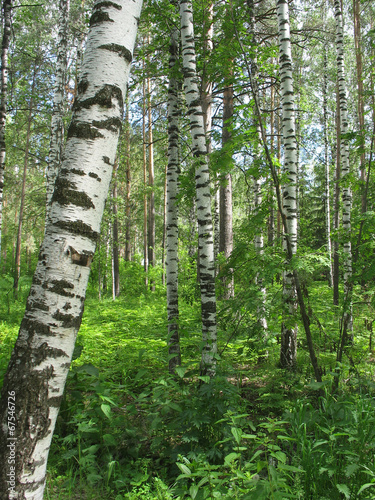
[45, 0, 69, 223]
[166, 21, 181, 372]
[112, 160, 120, 298]
[147, 55, 155, 283]
[323, 46, 333, 288]
[219, 82, 234, 299]
[125, 91, 132, 261]
[277, 0, 298, 370]
[14, 65, 37, 297]
[334, 0, 353, 333]
[180, 0, 217, 376]
[0, 0, 11, 263]
[0, 1, 142, 497]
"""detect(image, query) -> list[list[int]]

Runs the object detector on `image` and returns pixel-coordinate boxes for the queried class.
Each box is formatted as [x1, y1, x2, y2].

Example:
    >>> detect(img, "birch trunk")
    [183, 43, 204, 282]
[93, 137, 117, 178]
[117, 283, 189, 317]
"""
[166, 21, 181, 372]
[220, 81, 234, 299]
[249, 0, 266, 330]
[112, 160, 120, 298]
[0, 1, 142, 497]
[277, 0, 298, 370]
[125, 91, 132, 261]
[147, 55, 155, 288]
[180, 0, 217, 376]
[142, 67, 148, 285]
[14, 65, 37, 297]
[323, 47, 333, 287]
[45, 0, 69, 222]
[0, 0, 11, 262]
[334, 0, 353, 334]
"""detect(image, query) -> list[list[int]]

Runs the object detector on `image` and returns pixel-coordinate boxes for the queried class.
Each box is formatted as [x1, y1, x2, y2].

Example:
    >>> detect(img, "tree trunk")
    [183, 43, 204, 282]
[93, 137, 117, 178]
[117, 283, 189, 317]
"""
[142, 66, 148, 286]
[14, 64, 37, 297]
[277, 0, 298, 370]
[112, 160, 120, 299]
[125, 90, 132, 261]
[147, 52, 155, 289]
[219, 82, 234, 299]
[0, 0, 11, 263]
[0, 1, 142, 497]
[323, 46, 333, 287]
[45, 0, 69, 223]
[166, 20, 181, 372]
[180, 0, 217, 376]
[334, 0, 353, 335]
[353, 0, 366, 212]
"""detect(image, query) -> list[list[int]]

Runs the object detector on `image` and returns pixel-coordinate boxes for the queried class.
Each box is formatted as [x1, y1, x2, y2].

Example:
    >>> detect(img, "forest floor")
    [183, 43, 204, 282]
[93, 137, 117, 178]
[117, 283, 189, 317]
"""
[1, 272, 375, 499]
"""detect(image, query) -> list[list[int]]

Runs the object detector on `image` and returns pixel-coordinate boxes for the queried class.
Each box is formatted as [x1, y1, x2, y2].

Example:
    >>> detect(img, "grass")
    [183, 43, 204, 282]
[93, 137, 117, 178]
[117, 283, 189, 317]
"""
[1, 267, 375, 499]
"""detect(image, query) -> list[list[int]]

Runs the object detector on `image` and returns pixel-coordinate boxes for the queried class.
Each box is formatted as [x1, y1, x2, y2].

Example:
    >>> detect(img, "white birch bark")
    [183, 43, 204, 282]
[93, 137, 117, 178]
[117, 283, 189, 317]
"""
[277, 0, 298, 369]
[180, 0, 217, 375]
[323, 47, 333, 287]
[334, 0, 352, 333]
[166, 21, 181, 372]
[45, 0, 70, 222]
[0, 0, 11, 262]
[0, 1, 142, 497]
[249, 0, 266, 331]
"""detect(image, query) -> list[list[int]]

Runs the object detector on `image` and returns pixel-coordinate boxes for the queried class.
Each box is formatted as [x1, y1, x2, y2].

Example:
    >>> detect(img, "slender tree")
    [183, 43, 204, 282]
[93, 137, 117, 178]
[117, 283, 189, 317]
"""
[45, 0, 70, 222]
[180, 0, 217, 376]
[0, 0, 11, 262]
[13, 63, 38, 297]
[166, 17, 181, 372]
[0, 1, 143, 496]
[277, 0, 298, 370]
[112, 159, 120, 298]
[334, 0, 353, 337]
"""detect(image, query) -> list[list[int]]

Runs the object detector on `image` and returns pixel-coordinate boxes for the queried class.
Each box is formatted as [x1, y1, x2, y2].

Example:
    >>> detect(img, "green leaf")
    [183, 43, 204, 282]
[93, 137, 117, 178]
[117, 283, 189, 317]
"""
[189, 484, 199, 499]
[177, 463, 191, 476]
[224, 452, 241, 465]
[231, 427, 242, 444]
[198, 376, 210, 384]
[357, 483, 375, 495]
[76, 363, 99, 378]
[336, 484, 350, 499]
[101, 403, 112, 420]
[175, 366, 186, 378]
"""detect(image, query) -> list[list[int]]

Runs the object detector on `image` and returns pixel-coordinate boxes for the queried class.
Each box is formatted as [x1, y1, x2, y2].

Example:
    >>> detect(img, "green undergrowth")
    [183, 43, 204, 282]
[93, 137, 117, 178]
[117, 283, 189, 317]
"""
[1, 268, 375, 499]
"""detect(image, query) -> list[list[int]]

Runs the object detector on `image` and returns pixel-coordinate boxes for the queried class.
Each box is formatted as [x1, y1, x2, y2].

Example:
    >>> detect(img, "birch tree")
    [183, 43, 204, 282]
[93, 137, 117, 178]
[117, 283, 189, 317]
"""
[45, 0, 70, 222]
[334, 0, 352, 337]
[166, 18, 181, 372]
[0, 0, 142, 497]
[277, 0, 298, 369]
[333, 0, 353, 380]
[180, 0, 217, 376]
[0, 0, 11, 261]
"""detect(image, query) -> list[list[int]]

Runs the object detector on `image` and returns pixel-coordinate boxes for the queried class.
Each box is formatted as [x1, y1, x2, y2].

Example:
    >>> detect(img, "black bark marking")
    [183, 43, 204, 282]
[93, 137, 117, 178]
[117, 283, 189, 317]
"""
[99, 43, 132, 64]
[90, 10, 114, 27]
[95, 1, 122, 10]
[49, 279, 75, 297]
[52, 311, 82, 329]
[67, 121, 104, 140]
[73, 84, 123, 112]
[92, 116, 122, 134]
[51, 177, 95, 209]
[53, 220, 99, 242]
[89, 172, 101, 181]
